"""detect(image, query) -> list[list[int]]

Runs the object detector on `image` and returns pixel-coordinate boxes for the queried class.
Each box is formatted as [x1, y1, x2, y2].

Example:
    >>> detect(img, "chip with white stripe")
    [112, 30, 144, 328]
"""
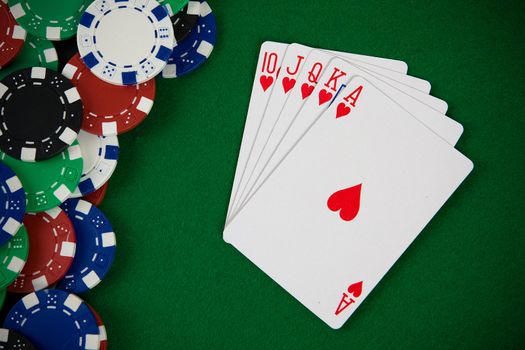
[0, 162, 25, 246]
[4, 289, 100, 349]
[77, 0, 174, 85]
[8, 0, 91, 40]
[0, 224, 28, 289]
[63, 53, 156, 136]
[0, 34, 59, 81]
[162, 0, 217, 78]
[9, 207, 77, 293]
[58, 198, 117, 293]
[0, 67, 83, 161]
[0, 0, 26, 67]
[71, 131, 119, 197]
[0, 141, 83, 213]
[86, 303, 109, 350]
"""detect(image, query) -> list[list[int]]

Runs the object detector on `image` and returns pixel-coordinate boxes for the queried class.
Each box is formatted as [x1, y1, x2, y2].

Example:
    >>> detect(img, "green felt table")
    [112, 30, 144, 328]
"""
[10, 0, 525, 348]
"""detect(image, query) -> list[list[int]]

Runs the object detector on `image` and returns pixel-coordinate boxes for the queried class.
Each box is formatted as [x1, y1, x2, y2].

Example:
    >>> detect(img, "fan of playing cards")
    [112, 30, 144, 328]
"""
[224, 42, 473, 329]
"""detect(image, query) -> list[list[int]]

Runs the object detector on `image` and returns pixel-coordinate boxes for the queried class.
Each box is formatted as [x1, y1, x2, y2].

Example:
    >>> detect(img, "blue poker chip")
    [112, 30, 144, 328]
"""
[162, 0, 217, 78]
[0, 162, 26, 245]
[3, 289, 100, 350]
[58, 198, 116, 294]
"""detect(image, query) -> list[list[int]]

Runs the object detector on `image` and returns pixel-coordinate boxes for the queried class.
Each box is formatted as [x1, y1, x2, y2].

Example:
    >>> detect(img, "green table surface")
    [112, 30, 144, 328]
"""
[12, 0, 525, 348]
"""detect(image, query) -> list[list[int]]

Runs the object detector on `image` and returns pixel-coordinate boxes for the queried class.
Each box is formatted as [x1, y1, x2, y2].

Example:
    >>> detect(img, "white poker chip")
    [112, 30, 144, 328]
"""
[71, 130, 119, 198]
[77, 0, 174, 86]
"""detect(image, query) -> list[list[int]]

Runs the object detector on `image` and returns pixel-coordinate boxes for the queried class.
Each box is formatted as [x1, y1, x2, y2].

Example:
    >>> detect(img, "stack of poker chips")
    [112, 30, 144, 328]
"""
[0, 0, 217, 348]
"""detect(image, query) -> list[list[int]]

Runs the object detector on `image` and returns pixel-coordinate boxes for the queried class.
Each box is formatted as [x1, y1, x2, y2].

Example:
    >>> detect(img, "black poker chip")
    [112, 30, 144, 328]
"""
[172, 2, 201, 43]
[0, 67, 83, 162]
[0, 328, 37, 349]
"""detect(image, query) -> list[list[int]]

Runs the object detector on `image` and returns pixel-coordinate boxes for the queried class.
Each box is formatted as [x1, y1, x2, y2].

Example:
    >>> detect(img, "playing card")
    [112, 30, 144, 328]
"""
[229, 50, 334, 218]
[226, 43, 308, 219]
[325, 50, 408, 74]
[227, 44, 424, 221]
[226, 41, 288, 219]
[224, 76, 473, 329]
[226, 43, 453, 221]
[228, 56, 462, 222]
[326, 49, 432, 93]
[227, 44, 437, 221]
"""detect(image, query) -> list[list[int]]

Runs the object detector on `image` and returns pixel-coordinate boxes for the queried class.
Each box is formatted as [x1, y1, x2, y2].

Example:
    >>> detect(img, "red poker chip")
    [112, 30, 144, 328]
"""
[8, 207, 76, 293]
[62, 53, 156, 136]
[82, 182, 109, 206]
[0, 1, 26, 67]
[87, 304, 108, 350]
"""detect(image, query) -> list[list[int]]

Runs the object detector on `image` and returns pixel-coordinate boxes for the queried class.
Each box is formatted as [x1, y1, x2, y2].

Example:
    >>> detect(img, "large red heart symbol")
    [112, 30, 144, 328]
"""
[347, 281, 363, 298]
[318, 89, 333, 105]
[282, 77, 296, 94]
[301, 83, 314, 100]
[336, 103, 351, 119]
[327, 184, 362, 222]
[260, 75, 274, 92]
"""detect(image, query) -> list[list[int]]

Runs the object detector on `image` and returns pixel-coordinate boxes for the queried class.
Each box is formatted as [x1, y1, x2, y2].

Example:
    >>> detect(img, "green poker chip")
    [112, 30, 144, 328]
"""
[0, 34, 58, 80]
[7, 0, 93, 41]
[0, 141, 83, 213]
[159, 0, 189, 15]
[0, 224, 29, 289]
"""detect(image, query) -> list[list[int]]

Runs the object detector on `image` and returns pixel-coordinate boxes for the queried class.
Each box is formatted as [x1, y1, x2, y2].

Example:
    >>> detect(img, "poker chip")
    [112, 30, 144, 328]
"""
[77, 0, 174, 85]
[71, 131, 119, 198]
[8, 207, 77, 293]
[82, 182, 108, 206]
[87, 304, 108, 350]
[3, 289, 100, 350]
[170, 2, 200, 44]
[162, 0, 216, 78]
[0, 224, 28, 289]
[159, 0, 190, 15]
[0, 162, 25, 246]
[0, 67, 83, 161]
[8, 0, 91, 41]
[0, 0, 26, 68]
[0, 328, 36, 349]
[0, 141, 83, 213]
[58, 198, 116, 293]
[0, 34, 58, 81]
[63, 53, 156, 136]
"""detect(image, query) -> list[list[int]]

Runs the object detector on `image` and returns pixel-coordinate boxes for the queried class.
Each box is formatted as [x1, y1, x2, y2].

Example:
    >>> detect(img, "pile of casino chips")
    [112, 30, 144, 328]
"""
[0, 0, 216, 348]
